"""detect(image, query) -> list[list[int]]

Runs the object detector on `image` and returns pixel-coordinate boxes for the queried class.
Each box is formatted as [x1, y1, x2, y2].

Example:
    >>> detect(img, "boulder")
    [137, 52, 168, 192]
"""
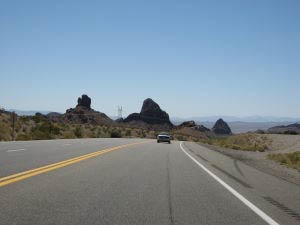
[212, 118, 232, 135]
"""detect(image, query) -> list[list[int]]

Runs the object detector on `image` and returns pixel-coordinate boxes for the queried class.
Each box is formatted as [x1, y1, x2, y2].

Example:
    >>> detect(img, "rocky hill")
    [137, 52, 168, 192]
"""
[212, 118, 232, 135]
[178, 120, 210, 132]
[63, 94, 112, 125]
[267, 123, 300, 135]
[173, 120, 212, 140]
[178, 120, 197, 128]
[123, 98, 173, 128]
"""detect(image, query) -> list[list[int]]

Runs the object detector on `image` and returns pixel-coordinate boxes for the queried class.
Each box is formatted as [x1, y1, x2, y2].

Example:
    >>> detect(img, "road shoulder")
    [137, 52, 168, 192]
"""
[196, 142, 300, 187]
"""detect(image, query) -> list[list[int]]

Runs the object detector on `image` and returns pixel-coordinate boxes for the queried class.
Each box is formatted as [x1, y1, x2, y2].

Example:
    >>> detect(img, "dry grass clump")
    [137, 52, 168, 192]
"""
[268, 151, 300, 170]
[0, 112, 12, 141]
[202, 133, 271, 152]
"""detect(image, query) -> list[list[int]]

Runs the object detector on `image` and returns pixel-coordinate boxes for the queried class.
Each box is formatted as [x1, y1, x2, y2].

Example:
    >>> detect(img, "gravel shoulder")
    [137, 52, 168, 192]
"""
[198, 139, 300, 187]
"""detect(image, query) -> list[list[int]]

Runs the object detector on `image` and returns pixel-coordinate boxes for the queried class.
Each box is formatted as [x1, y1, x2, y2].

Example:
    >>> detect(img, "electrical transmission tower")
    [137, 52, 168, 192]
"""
[117, 106, 123, 119]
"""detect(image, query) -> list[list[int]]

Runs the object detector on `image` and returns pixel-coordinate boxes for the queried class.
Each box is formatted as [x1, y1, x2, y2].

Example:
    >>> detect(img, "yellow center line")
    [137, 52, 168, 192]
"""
[0, 140, 151, 188]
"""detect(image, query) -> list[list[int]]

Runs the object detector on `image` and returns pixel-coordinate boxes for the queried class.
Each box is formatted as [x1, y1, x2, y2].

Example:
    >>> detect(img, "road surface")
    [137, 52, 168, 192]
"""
[0, 138, 299, 225]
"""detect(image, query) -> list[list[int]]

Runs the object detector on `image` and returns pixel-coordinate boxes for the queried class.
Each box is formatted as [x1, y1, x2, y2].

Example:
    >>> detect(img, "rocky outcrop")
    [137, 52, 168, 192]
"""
[268, 123, 300, 135]
[64, 94, 112, 125]
[46, 112, 61, 118]
[178, 121, 196, 128]
[212, 118, 232, 135]
[178, 120, 210, 132]
[77, 94, 91, 109]
[46, 112, 62, 122]
[124, 98, 173, 127]
[115, 117, 124, 123]
[192, 125, 210, 132]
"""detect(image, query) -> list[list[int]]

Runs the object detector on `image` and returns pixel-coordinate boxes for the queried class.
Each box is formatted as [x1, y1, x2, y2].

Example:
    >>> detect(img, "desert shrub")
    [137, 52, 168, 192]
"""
[268, 151, 300, 170]
[201, 139, 213, 145]
[60, 123, 68, 129]
[30, 121, 60, 140]
[283, 130, 298, 135]
[202, 134, 270, 152]
[16, 133, 32, 141]
[52, 125, 61, 135]
[74, 126, 83, 138]
[62, 131, 76, 139]
[256, 129, 265, 134]
[19, 116, 30, 122]
[32, 114, 47, 123]
[41, 122, 60, 134]
[103, 126, 108, 133]
[15, 124, 21, 132]
[0, 123, 11, 141]
[110, 129, 122, 138]
[31, 129, 51, 140]
[148, 131, 156, 139]
[125, 129, 132, 137]
[140, 130, 146, 138]
[192, 138, 199, 142]
[89, 129, 98, 138]
[175, 135, 188, 141]
[96, 128, 102, 138]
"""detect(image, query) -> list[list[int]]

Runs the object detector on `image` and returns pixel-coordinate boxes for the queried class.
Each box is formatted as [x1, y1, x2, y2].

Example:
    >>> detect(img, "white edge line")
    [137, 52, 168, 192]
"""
[179, 141, 280, 225]
[6, 148, 26, 152]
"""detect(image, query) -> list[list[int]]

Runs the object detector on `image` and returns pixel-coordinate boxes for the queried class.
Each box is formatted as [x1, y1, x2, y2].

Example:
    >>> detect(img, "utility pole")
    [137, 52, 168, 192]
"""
[11, 111, 16, 141]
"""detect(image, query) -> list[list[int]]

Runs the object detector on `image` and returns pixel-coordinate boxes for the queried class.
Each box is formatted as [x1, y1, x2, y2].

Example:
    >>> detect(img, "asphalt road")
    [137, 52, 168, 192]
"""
[0, 138, 299, 225]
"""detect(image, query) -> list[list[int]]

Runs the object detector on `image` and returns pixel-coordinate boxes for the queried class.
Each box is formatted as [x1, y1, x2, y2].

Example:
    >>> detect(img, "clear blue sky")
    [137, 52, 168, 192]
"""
[1, 0, 299, 118]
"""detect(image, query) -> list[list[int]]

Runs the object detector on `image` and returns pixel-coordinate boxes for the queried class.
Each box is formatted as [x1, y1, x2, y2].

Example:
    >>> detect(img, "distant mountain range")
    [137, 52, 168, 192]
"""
[171, 116, 300, 123]
[199, 121, 298, 133]
[7, 109, 53, 116]
[170, 116, 300, 133]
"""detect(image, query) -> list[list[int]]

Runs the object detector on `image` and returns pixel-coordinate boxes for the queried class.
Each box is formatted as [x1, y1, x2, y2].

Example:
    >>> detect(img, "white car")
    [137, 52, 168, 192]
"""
[157, 133, 171, 144]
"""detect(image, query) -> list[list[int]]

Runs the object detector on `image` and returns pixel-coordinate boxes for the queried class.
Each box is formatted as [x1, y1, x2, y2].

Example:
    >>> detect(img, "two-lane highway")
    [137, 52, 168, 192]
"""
[0, 138, 299, 225]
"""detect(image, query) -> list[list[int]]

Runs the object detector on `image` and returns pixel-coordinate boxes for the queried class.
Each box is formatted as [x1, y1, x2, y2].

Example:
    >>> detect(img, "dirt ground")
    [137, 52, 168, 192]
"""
[200, 134, 300, 187]
[266, 134, 300, 153]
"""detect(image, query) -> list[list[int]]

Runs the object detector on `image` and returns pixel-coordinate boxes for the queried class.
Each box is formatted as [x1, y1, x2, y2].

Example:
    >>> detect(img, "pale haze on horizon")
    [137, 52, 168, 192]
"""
[1, 0, 300, 118]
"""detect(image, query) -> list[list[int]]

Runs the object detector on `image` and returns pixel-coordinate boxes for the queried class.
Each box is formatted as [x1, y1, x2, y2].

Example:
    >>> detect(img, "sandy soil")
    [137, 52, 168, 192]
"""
[199, 134, 300, 186]
[267, 134, 300, 153]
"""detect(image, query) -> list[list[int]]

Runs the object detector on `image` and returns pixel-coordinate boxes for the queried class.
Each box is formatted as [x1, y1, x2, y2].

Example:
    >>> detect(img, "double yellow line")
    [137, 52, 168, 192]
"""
[0, 141, 150, 188]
